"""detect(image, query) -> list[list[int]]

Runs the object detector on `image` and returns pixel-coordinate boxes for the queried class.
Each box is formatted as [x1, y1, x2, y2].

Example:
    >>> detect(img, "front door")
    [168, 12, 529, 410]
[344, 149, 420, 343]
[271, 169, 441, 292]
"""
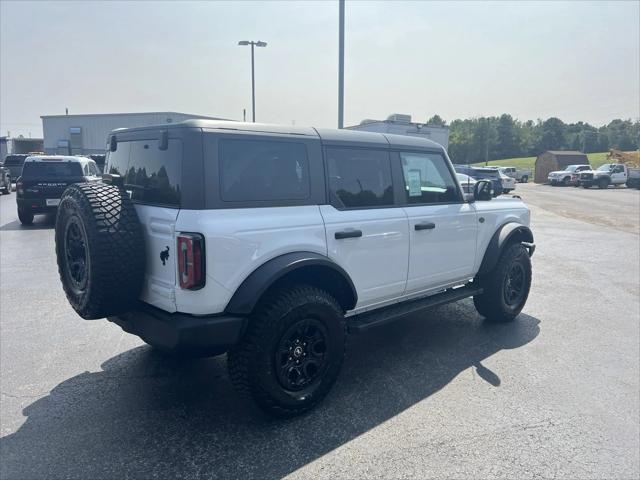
[321, 147, 409, 309]
[396, 150, 478, 294]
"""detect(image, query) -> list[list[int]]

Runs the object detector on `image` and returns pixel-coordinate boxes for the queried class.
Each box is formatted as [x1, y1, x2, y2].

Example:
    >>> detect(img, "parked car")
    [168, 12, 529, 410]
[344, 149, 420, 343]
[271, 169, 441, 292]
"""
[54, 120, 534, 417]
[16, 155, 101, 225]
[3, 154, 29, 181]
[626, 167, 640, 189]
[547, 164, 591, 186]
[0, 162, 12, 194]
[455, 165, 503, 196]
[456, 172, 477, 193]
[498, 166, 531, 183]
[577, 163, 629, 189]
[497, 168, 517, 193]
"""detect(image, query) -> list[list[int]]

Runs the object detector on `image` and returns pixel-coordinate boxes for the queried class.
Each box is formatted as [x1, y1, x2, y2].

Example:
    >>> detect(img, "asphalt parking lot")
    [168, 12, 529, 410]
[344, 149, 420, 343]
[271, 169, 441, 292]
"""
[1, 183, 638, 479]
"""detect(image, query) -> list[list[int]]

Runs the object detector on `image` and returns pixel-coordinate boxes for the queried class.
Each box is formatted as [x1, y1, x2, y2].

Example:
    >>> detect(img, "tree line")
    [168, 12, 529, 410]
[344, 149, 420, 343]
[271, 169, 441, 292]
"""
[425, 115, 639, 164]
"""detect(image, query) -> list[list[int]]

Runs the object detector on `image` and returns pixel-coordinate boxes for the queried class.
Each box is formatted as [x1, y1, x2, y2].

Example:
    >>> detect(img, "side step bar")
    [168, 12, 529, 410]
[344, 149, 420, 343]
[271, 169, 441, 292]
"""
[348, 284, 483, 334]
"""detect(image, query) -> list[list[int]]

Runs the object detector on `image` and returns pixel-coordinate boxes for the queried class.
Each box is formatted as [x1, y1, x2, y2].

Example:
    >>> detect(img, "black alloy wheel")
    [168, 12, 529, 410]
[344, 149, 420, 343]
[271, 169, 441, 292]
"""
[64, 216, 89, 295]
[275, 318, 328, 391]
[503, 262, 526, 307]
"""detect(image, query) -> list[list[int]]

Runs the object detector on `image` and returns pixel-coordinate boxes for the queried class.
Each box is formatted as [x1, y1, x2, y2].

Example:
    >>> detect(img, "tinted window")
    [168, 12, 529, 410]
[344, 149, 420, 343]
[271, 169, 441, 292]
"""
[220, 139, 310, 202]
[106, 142, 131, 177]
[326, 148, 393, 208]
[400, 152, 459, 204]
[4, 155, 26, 166]
[21, 161, 82, 178]
[124, 140, 182, 206]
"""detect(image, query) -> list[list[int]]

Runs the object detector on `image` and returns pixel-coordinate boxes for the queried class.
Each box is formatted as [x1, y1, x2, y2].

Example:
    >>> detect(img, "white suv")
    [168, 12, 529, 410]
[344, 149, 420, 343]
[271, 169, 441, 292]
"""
[54, 120, 535, 417]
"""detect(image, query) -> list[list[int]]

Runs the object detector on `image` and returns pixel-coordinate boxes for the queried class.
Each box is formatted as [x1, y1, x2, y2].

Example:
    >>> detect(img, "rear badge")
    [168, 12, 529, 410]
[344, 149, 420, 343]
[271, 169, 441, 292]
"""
[160, 246, 170, 265]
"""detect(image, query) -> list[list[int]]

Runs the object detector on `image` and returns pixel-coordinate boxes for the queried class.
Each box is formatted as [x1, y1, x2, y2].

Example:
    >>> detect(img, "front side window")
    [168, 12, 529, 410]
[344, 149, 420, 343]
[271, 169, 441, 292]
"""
[326, 148, 393, 208]
[400, 152, 459, 204]
[220, 139, 310, 202]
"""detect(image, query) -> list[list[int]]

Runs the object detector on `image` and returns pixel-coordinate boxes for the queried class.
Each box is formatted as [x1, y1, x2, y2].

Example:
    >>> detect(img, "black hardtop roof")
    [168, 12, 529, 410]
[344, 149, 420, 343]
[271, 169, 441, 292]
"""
[110, 119, 446, 151]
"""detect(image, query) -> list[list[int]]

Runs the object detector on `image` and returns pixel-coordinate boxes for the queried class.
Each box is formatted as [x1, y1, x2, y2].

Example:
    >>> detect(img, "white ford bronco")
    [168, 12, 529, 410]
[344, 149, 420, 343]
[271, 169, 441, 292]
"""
[54, 120, 535, 417]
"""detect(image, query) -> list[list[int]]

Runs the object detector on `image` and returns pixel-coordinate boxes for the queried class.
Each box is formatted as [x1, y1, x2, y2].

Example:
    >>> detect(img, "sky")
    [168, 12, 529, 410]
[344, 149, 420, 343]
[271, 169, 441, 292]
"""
[1, 0, 639, 138]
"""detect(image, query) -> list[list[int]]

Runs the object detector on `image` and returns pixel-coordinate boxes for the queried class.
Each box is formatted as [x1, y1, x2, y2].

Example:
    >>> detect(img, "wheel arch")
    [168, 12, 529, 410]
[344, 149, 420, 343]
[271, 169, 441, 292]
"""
[224, 251, 358, 315]
[477, 223, 534, 276]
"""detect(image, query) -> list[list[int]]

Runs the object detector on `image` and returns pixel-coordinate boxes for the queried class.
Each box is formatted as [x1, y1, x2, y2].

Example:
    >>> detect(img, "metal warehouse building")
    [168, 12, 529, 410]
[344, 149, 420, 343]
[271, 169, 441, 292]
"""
[346, 114, 449, 149]
[41, 112, 227, 156]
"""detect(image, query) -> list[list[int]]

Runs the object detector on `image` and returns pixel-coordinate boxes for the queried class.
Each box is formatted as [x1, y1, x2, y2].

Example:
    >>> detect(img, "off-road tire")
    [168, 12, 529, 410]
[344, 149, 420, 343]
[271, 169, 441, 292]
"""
[55, 183, 145, 319]
[473, 243, 531, 323]
[597, 177, 609, 189]
[227, 285, 346, 417]
[18, 208, 34, 225]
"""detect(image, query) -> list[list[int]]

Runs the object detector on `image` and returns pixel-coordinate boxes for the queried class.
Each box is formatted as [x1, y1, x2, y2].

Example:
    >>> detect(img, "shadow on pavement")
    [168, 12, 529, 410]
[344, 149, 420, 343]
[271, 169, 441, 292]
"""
[0, 214, 55, 231]
[0, 301, 540, 480]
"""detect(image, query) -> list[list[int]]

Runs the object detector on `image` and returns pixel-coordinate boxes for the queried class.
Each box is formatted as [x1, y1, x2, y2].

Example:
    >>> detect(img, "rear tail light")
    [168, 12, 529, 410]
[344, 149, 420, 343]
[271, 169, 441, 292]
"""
[177, 233, 205, 290]
[16, 181, 23, 195]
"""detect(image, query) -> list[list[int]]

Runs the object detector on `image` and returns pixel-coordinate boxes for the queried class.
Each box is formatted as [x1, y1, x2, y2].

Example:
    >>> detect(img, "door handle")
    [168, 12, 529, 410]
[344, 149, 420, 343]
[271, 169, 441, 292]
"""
[335, 229, 363, 239]
[415, 222, 436, 231]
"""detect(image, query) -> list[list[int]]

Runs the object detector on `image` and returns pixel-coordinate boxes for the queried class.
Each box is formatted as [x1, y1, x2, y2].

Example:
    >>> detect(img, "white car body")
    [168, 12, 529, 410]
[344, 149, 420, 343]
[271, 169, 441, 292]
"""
[497, 168, 517, 192]
[578, 163, 629, 187]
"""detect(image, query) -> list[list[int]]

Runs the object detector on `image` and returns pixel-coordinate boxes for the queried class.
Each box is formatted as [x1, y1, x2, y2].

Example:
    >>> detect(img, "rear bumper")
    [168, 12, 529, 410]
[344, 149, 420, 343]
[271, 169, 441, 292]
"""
[16, 197, 59, 214]
[108, 304, 247, 356]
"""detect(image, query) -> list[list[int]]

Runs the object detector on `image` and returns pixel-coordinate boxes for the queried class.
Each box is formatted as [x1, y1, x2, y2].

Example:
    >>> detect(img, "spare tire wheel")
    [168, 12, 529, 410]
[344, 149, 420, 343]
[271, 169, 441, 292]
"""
[55, 183, 145, 319]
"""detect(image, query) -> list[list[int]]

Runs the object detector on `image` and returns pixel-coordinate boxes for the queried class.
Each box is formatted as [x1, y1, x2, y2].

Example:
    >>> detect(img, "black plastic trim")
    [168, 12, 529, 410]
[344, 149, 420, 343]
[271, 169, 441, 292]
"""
[225, 251, 358, 315]
[108, 304, 246, 356]
[477, 223, 534, 276]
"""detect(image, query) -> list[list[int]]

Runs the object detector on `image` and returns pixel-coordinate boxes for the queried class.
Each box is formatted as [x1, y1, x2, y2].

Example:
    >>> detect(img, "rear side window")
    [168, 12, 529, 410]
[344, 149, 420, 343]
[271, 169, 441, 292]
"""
[219, 139, 310, 202]
[326, 148, 393, 208]
[400, 152, 459, 204]
[21, 161, 82, 178]
[4, 156, 25, 166]
[107, 140, 182, 206]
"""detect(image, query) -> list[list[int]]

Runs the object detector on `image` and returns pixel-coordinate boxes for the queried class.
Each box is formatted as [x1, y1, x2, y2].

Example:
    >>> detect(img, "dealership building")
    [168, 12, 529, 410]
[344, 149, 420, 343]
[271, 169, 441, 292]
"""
[41, 111, 227, 156]
[346, 114, 449, 149]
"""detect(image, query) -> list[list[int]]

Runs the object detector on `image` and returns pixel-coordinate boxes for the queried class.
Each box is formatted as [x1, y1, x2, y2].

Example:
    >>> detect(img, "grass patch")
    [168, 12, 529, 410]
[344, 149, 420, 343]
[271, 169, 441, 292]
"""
[471, 152, 615, 170]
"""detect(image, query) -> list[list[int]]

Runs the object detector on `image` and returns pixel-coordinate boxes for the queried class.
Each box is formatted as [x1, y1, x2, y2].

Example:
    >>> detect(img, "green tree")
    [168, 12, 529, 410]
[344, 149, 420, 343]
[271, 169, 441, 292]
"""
[427, 115, 446, 126]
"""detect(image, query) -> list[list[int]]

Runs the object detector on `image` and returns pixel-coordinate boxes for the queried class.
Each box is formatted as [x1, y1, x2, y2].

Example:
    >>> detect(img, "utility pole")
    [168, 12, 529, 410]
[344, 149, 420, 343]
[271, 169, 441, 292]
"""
[338, 0, 345, 129]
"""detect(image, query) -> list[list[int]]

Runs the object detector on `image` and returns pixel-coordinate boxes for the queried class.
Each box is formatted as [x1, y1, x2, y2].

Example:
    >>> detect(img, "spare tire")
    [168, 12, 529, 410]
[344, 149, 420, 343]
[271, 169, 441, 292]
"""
[55, 183, 145, 319]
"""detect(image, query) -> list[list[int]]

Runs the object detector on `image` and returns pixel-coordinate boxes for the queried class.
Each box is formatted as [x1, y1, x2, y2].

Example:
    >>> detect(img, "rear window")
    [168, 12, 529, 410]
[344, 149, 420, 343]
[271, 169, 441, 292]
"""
[4, 155, 26, 166]
[471, 169, 499, 179]
[219, 139, 310, 202]
[21, 161, 82, 178]
[107, 139, 182, 207]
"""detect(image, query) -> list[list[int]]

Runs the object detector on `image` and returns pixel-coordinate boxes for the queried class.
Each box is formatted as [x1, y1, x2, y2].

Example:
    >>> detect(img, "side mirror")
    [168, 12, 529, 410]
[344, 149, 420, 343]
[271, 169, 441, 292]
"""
[474, 180, 493, 201]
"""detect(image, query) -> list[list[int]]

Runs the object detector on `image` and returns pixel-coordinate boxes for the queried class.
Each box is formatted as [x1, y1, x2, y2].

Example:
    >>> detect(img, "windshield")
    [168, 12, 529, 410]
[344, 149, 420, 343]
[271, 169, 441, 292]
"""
[597, 164, 613, 171]
[21, 161, 83, 178]
[565, 165, 578, 172]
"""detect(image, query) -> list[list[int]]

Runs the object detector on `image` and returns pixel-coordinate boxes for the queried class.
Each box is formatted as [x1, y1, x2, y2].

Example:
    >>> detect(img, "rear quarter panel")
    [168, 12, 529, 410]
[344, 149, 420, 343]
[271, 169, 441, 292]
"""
[174, 206, 327, 315]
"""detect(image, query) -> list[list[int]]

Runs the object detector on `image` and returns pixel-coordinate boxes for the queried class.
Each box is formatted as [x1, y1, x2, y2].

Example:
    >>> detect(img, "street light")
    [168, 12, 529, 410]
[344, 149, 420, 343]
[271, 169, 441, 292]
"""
[238, 40, 267, 122]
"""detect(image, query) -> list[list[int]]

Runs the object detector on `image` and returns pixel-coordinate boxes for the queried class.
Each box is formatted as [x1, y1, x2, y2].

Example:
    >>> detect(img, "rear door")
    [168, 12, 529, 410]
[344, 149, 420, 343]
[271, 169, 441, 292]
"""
[397, 150, 478, 293]
[106, 138, 182, 312]
[320, 146, 409, 309]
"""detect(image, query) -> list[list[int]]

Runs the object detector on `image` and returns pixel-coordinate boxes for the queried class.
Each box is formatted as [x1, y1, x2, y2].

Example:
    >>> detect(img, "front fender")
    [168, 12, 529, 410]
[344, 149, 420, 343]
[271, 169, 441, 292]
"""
[477, 223, 534, 276]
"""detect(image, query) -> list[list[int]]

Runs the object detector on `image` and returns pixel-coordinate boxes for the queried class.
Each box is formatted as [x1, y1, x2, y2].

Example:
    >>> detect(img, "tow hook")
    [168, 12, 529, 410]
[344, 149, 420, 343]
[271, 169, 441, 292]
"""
[521, 241, 536, 257]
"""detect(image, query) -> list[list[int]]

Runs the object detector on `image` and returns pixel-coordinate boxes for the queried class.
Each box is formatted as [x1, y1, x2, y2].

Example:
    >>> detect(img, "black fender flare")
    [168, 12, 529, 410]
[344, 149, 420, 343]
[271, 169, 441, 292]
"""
[224, 251, 358, 315]
[477, 223, 534, 276]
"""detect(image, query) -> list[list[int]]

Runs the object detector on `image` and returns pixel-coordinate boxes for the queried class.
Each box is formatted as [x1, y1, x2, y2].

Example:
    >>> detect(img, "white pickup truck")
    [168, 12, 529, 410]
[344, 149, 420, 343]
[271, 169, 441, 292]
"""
[499, 166, 531, 183]
[577, 163, 633, 189]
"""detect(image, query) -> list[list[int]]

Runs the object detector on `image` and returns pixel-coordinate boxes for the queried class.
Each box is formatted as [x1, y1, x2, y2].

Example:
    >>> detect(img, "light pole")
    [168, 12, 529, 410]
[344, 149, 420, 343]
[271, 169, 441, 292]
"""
[238, 40, 267, 122]
[338, 0, 345, 129]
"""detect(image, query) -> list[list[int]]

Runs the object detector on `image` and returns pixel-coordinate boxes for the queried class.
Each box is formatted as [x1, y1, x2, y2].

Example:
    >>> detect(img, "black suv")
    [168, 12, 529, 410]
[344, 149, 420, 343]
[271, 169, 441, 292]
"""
[16, 155, 100, 225]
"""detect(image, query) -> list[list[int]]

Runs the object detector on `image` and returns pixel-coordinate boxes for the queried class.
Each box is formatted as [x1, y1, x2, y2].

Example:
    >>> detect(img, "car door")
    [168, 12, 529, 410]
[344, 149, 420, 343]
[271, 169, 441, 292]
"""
[611, 164, 627, 184]
[320, 146, 409, 310]
[396, 150, 478, 294]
